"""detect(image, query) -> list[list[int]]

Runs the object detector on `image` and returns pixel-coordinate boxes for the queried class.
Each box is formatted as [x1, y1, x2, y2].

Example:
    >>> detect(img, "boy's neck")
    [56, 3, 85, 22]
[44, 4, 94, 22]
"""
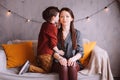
[50, 20, 56, 24]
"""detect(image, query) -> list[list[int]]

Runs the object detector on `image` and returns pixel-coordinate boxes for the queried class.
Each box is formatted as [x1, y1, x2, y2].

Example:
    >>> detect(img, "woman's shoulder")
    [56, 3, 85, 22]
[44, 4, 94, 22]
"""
[75, 29, 81, 34]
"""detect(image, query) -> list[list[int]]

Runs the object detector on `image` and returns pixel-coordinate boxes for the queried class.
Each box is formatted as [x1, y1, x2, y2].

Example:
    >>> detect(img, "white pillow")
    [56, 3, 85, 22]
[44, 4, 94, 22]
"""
[0, 50, 7, 72]
[83, 38, 90, 43]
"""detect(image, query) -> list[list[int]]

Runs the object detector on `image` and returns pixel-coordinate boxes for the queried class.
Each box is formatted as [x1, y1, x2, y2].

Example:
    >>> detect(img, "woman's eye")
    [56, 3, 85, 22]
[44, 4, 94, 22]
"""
[60, 15, 70, 18]
[60, 16, 64, 18]
[66, 16, 69, 18]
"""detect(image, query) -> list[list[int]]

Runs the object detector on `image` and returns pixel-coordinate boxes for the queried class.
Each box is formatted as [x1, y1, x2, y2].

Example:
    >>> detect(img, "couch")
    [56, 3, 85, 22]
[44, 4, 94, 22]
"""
[0, 39, 111, 80]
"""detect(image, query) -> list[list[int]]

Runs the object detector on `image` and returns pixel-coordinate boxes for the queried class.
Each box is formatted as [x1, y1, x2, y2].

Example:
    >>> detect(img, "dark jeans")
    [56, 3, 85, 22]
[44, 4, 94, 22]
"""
[52, 62, 80, 80]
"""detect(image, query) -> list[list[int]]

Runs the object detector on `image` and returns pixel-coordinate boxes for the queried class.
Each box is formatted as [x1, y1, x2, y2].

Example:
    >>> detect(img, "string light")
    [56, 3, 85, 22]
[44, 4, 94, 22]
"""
[86, 16, 91, 22]
[104, 7, 109, 12]
[74, 0, 115, 22]
[26, 19, 31, 22]
[0, 0, 116, 23]
[6, 10, 11, 16]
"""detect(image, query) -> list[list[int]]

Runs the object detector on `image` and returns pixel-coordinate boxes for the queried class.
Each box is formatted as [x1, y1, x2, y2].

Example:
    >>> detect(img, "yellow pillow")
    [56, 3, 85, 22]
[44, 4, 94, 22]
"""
[80, 42, 96, 67]
[2, 42, 35, 68]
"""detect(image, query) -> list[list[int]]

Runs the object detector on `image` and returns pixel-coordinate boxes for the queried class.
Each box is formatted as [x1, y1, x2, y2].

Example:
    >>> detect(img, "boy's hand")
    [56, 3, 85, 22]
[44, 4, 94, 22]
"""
[58, 50, 64, 56]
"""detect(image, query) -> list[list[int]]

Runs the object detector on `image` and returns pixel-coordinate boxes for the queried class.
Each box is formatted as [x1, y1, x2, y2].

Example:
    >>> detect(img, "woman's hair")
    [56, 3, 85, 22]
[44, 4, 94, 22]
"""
[42, 6, 59, 22]
[58, 7, 77, 50]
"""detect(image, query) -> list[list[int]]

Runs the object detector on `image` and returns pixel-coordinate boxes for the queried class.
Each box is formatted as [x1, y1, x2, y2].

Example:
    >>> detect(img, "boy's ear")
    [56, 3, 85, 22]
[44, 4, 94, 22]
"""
[51, 16, 55, 20]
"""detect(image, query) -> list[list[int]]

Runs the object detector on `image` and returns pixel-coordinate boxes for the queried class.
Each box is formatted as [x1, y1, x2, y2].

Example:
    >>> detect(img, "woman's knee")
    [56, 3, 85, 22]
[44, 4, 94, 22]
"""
[60, 65, 68, 72]
[68, 63, 80, 71]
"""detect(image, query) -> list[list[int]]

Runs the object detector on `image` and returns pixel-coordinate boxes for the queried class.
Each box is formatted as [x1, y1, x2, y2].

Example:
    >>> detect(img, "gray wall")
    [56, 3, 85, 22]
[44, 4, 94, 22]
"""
[0, 0, 120, 77]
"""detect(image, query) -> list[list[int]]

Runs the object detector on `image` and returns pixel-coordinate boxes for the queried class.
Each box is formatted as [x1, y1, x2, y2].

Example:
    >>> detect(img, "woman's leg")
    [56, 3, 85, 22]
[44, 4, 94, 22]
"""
[52, 62, 68, 80]
[59, 65, 68, 80]
[68, 63, 80, 80]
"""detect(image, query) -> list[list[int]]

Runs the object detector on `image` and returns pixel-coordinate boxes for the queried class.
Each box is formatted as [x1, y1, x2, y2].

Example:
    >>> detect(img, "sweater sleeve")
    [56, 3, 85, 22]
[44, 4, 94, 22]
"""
[44, 25, 58, 49]
[76, 30, 84, 57]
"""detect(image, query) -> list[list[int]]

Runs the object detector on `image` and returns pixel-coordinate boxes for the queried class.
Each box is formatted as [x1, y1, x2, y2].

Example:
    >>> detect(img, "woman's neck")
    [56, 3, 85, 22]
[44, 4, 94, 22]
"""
[62, 25, 70, 32]
[62, 25, 70, 40]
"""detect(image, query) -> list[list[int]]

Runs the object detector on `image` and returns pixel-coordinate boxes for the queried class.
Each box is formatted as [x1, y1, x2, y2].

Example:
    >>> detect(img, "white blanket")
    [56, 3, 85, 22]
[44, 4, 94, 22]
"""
[80, 45, 114, 80]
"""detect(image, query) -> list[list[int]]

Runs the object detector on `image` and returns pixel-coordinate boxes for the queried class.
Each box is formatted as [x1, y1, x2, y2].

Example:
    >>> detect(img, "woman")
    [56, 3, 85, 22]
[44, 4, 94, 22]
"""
[52, 7, 84, 80]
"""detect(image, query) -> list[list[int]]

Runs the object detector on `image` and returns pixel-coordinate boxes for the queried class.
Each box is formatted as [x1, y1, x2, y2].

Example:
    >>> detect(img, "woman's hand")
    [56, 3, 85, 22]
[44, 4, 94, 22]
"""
[67, 57, 76, 66]
[59, 57, 67, 66]
[68, 53, 82, 66]
[53, 52, 67, 66]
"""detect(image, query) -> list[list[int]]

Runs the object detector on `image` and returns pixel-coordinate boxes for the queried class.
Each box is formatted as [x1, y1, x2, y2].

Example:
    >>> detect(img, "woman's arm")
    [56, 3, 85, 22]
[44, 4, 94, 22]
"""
[70, 53, 82, 61]
[68, 53, 82, 66]
[76, 30, 84, 57]
[68, 30, 84, 66]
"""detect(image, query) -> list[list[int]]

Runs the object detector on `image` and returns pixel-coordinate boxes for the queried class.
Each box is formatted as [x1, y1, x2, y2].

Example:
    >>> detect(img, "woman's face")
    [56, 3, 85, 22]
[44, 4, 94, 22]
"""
[59, 10, 73, 27]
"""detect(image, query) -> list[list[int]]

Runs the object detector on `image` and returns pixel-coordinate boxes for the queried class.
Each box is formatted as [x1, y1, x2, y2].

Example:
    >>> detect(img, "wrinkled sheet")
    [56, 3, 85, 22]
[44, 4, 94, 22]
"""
[80, 45, 114, 80]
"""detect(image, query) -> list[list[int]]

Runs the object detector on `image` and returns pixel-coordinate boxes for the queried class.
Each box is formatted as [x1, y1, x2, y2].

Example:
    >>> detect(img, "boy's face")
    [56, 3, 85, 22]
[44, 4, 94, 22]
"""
[54, 13, 59, 23]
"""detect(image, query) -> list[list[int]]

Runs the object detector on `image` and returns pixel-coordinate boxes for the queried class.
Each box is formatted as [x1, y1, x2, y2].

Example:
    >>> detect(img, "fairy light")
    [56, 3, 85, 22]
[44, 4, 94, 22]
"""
[6, 10, 11, 16]
[104, 7, 109, 12]
[0, 0, 116, 23]
[26, 19, 31, 22]
[86, 16, 91, 22]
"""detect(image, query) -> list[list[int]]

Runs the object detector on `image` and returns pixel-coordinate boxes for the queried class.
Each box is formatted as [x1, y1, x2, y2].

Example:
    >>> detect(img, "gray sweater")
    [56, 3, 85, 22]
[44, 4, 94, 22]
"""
[57, 29, 84, 60]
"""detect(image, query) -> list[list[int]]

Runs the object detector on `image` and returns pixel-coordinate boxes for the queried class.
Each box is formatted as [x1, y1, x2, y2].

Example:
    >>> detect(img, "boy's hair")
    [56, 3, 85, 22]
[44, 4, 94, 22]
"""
[42, 6, 59, 22]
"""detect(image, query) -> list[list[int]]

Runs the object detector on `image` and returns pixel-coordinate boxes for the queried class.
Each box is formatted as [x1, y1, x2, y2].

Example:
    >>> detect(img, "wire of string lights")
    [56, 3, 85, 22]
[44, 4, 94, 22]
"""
[0, 0, 116, 23]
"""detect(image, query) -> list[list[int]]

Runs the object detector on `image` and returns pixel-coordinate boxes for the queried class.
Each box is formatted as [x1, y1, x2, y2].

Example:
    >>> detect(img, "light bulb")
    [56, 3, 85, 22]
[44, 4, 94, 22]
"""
[104, 7, 109, 12]
[26, 19, 30, 22]
[7, 10, 11, 16]
[86, 16, 90, 22]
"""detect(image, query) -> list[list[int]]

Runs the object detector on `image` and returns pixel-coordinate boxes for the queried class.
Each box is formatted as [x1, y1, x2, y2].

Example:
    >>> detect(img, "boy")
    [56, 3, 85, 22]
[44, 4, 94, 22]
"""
[19, 6, 64, 75]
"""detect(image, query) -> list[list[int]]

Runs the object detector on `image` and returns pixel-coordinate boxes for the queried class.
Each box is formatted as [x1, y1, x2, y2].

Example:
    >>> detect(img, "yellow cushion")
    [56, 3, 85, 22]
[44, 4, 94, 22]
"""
[2, 42, 35, 68]
[80, 42, 96, 67]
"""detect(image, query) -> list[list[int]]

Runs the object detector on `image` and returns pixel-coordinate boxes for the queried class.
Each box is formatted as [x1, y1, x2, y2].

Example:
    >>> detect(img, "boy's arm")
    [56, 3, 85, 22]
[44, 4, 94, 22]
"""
[53, 46, 64, 55]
